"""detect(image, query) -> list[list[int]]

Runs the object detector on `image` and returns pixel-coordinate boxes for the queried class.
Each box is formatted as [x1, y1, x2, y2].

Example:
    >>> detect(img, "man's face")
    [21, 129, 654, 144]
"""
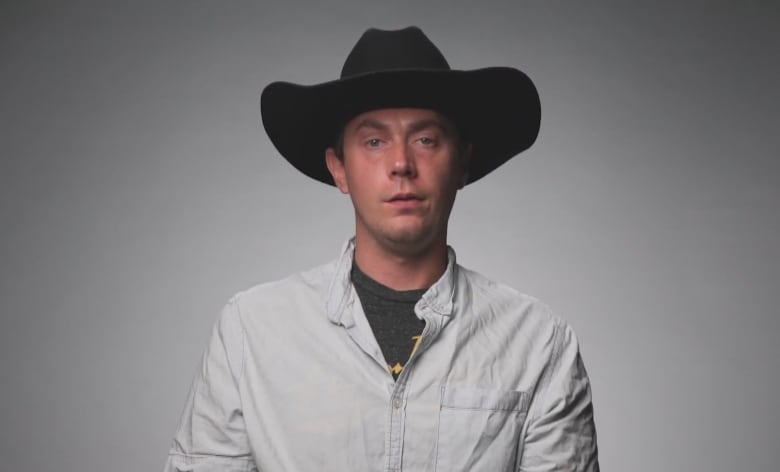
[326, 108, 467, 256]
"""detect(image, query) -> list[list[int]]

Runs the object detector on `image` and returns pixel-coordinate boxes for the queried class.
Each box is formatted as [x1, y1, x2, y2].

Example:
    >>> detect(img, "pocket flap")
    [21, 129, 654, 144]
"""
[440, 386, 529, 412]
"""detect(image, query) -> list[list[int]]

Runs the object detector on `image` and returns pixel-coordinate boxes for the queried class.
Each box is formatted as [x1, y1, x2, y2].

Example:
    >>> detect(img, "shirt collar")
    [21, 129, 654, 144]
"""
[326, 238, 458, 325]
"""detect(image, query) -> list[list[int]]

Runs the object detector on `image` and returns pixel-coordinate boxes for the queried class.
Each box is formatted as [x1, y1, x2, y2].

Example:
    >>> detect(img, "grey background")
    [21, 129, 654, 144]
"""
[1, 1, 778, 471]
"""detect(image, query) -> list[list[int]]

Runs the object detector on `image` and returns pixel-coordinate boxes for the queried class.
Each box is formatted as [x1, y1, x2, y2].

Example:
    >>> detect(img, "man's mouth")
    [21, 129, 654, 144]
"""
[386, 193, 424, 209]
[388, 193, 422, 202]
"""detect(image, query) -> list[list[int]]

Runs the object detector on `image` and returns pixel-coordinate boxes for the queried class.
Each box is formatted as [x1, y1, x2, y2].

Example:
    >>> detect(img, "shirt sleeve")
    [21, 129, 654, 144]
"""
[518, 320, 600, 472]
[164, 299, 258, 472]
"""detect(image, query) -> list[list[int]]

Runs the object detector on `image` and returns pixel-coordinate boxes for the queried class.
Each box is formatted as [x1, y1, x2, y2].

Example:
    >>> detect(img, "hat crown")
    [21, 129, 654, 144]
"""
[340, 26, 451, 78]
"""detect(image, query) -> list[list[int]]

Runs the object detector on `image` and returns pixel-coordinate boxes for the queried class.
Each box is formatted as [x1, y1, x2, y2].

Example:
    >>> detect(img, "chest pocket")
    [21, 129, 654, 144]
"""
[434, 386, 530, 472]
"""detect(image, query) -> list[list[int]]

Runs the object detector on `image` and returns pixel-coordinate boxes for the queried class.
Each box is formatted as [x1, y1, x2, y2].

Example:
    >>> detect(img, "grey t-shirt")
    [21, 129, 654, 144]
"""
[351, 262, 427, 379]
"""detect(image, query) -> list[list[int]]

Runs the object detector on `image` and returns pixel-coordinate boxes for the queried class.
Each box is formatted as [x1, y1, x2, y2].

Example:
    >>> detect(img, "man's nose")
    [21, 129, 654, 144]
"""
[390, 144, 417, 178]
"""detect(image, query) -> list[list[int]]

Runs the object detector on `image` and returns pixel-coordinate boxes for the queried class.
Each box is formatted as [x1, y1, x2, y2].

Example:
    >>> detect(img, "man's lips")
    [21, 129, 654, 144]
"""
[386, 192, 424, 208]
[387, 192, 423, 202]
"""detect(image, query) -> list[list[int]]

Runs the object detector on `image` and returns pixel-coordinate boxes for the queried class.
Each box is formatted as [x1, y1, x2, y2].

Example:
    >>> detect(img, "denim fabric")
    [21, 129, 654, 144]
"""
[164, 240, 599, 471]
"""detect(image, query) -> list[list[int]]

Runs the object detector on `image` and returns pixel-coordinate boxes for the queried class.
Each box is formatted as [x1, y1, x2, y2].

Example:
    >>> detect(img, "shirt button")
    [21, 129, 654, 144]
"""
[393, 397, 403, 409]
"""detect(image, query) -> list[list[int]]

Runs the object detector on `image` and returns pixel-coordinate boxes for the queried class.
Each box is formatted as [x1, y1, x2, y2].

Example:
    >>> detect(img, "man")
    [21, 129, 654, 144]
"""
[165, 26, 599, 471]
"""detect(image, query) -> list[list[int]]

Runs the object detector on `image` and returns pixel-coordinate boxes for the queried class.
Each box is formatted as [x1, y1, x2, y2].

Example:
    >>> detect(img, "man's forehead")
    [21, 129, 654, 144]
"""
[345, 108, 456, 133]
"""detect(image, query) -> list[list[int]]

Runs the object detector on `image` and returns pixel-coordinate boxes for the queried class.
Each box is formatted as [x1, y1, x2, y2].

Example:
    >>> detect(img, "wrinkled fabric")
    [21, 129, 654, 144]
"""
[165, 240, 599, 472]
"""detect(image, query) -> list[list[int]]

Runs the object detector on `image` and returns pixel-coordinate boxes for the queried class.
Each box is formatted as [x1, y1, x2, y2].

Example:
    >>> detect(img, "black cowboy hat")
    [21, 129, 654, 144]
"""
[260, 26, 540, 185]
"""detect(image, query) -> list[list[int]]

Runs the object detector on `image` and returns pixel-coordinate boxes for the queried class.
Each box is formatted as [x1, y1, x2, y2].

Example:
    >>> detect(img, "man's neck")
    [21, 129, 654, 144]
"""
[353, 236, 448, 291]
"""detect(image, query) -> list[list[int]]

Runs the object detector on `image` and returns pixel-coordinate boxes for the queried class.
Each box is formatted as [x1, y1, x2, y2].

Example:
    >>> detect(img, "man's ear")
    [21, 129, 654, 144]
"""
[325, 148, 349, 194]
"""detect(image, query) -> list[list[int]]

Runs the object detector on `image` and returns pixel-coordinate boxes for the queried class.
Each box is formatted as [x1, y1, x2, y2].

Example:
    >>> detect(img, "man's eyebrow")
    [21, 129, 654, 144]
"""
[353, 118, 389, 133]
[352, 116, 454, 135]
[407, 118, 452, 135]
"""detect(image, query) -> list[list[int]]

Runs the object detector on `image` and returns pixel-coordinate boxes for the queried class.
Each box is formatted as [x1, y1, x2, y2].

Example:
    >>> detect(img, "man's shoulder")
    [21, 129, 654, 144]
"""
[457, 264, 561, 328]
[228, 259, 338, 311]
[458, 264, 546, 306]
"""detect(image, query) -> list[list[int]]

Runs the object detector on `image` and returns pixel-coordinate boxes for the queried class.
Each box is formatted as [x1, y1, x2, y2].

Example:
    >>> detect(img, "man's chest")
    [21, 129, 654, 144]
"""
[235, 302, 547, 471]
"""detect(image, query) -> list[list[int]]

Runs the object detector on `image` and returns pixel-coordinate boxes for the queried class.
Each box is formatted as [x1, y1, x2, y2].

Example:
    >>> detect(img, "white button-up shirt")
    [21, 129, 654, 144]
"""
[165, 240, 599, 471]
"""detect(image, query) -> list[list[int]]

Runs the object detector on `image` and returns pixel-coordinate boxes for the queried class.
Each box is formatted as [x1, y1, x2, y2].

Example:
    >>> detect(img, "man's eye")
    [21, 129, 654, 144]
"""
[418, 136, 436, 146]
[366, 138, 382, 147]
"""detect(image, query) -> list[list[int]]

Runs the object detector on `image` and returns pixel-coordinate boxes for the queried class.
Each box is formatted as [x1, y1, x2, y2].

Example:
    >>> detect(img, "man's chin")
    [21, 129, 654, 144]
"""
[381, 228, 440, 256]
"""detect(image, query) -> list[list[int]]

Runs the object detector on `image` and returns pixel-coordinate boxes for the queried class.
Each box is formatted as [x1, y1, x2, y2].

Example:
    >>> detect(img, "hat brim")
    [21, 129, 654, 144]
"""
[260, 67, 540, 185]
